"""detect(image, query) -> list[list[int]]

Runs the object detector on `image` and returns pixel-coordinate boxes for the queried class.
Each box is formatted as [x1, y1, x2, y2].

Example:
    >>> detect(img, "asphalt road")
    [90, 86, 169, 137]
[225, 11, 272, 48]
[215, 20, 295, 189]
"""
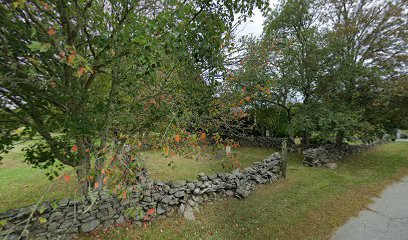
[332, 176, 408, 240]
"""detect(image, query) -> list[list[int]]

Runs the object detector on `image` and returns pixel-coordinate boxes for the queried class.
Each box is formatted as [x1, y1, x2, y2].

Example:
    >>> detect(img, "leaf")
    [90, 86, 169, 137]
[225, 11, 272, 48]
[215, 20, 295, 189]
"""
[243, 86, 246, 92]
[38, 217, 47, 224]
[94, 182, 99, 189]
[64, 174, 71, 183]
[12, 0, 26, 8]
[47, 28, 56, 36]
[51, 201, 58, 210]
[77, 67, 86, 77]
[67, 54, 76, 64]
[200, 133, 206, 141]
[38, 206, 47, 214]
[245, 96, 251, 101]
[147, 208, 155, 215]
[103, 177, 107, 185]
[122, 190, 127, 199]
[71, 145, 78, 152]
[163, 146, 169, 156]
[175, 134, 180, 143]
[27, 41, 42, 51]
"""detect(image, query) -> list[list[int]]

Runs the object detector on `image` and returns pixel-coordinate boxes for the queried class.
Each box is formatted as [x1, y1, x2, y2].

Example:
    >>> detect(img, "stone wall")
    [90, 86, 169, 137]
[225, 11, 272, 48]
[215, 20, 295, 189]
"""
[232, 136, 293, 150]
[303, 141, 388, 168]
[0, 153, 284, 240]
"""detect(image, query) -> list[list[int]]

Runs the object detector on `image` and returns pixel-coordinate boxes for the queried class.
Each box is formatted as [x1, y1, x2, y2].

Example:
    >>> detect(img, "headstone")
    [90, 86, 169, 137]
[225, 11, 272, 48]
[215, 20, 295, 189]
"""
[265, 130, 270, 137]
[225, 146, 231, 156]
[396, 129, 401, 139]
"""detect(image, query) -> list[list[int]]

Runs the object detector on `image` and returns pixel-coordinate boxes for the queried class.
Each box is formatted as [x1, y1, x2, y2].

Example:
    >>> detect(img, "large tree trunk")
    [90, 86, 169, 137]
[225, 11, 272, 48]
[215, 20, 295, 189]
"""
[76, 138, 92, 195]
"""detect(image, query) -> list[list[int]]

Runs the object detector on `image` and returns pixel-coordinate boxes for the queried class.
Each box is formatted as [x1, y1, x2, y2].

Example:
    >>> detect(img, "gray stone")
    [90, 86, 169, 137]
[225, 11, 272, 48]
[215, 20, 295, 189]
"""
[187, 183, 195, 190]
[161, 195, 172, 204]
[172, 180, 186, 188]
[116, 215, 125, 225]
[236, 188, 250, 198]
[174, 191, 185, 198]
[47, 222, 60, 232]
[49, 212, 64, 222]
[225, 190, 234, 197]
[80, 219, 100, 232]
[157, 204, 167, 215]
[59, 198, 70, 207]
[198, 173, 208, 181]
[188, 199, 196, 207]
[193, 188, 201, 195]
[178, 204, 185, 215]
[325, 162, 338, 169]
[183, 205, 195, 221]
[169, 197, 179, 205]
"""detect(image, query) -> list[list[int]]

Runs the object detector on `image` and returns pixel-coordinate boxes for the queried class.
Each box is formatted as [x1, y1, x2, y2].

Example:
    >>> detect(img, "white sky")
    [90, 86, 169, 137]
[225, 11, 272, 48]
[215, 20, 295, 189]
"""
[235, 0, 278, 37]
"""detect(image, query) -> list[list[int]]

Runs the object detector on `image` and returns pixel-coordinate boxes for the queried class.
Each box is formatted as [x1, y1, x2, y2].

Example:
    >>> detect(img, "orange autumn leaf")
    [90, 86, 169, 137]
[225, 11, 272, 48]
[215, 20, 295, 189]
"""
[163, 146, 169, 155]
[243, 86, 246, 92]
[239, 100, 244, 105]
[71, 145, 78, 152]
[64, 174, 71, 183]
[103, 177, 107, 185]
[77, 67, 85, 77]
[89, 175, 94, 181]
[175, 134, 180, 143]
[245, 96, 251, 101]
[101, 169, 105, 175]
[47, 28, 56, 36]
[200, 133, 206, 141]
[67, 54, 76, 64]
[85, 148, 90, 153]
[147, 208, 155, 215]
[94, 182, 99, 189]
[122, 190, 127, 199]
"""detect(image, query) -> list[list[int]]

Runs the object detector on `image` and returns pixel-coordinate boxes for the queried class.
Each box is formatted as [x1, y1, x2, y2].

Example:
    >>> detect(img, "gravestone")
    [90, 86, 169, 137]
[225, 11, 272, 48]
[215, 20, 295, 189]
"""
[225, 146, 232, 156]
[396, 129, 401, 140]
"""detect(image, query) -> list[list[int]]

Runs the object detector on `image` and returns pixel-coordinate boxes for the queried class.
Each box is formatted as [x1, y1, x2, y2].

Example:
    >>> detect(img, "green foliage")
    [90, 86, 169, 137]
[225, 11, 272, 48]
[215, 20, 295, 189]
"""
[231, 0, 407, 145]
[0, 0, 269, 188]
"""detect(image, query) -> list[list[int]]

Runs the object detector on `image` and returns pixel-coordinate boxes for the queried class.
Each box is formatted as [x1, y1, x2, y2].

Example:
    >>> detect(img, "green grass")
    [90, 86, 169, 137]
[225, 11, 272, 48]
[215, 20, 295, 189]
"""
[143, 147, 275, 181]
[0, 142, 274, 212]
[0, 139, 78, 212]
[81, 142, 408, 240]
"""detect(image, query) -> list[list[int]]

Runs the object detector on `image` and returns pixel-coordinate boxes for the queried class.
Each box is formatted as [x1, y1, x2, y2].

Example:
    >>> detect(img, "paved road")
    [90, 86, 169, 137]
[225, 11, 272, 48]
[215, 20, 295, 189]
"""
[332, 176, 408, 240]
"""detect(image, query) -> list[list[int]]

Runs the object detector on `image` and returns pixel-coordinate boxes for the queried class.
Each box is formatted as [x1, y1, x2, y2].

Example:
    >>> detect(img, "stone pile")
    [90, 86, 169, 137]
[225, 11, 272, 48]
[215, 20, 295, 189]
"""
[0, 153, 284, 240]
[303, 140, 388, 168]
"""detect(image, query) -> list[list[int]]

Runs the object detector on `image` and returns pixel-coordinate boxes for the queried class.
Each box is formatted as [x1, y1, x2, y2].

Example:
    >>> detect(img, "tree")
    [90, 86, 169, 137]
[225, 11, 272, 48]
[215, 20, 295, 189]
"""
[0, 0, 269, 193]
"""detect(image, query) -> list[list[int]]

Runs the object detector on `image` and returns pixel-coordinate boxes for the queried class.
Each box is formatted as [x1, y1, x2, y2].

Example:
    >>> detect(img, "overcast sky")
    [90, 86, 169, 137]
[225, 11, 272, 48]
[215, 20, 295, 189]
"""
[235, 0, 278, 37]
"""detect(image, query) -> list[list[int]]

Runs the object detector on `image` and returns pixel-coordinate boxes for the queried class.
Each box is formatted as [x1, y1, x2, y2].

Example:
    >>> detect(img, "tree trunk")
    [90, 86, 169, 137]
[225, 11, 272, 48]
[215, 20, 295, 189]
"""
[76, 138, 92, 195]
[336, 131, 344, 145]
[301, 131, 310, 147]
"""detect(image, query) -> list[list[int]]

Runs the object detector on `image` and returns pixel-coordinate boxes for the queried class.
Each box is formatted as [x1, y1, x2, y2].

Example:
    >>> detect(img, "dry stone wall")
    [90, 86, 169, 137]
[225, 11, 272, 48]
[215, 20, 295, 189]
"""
[303, 141, 388, 168]
[0, 153, 284, 240]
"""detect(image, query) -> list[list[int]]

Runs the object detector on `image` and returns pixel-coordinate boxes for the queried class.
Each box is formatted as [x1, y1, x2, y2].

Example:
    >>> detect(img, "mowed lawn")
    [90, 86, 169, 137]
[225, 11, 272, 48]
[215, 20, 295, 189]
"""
[81, 142, 408, 240]
[0, 142, 275, 212]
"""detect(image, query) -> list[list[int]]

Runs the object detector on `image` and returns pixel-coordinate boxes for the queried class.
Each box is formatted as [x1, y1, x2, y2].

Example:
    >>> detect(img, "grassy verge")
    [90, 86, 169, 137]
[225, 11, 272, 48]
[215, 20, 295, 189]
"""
[82, 142, 408, 240]
[0, 139, 78, 212]
[0, 143, 274, 212]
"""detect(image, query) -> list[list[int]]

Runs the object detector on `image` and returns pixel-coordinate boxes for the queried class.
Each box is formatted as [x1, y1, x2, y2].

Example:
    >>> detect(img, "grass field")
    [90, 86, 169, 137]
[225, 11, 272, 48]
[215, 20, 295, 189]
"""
[0, 142, 274, 212]
[80, 142, 408, 240]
